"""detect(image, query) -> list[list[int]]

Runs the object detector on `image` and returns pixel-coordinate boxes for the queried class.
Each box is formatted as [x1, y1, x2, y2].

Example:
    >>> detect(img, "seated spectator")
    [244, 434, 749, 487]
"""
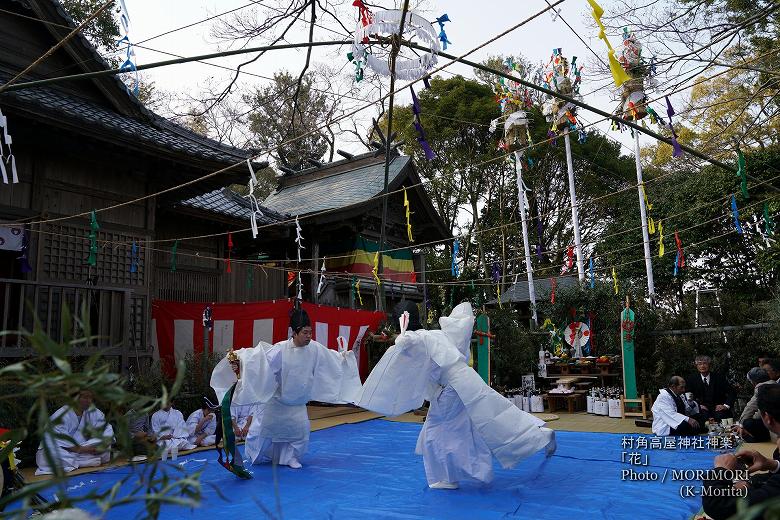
[703, 384, 780, 519]
[35, 390, 114, 475]
[758, 352, 772, 368]
[231, 403, 258, 442]
[126, 409, 156, 458]
[685, 355, 735, 421]
[652, 376, 706, 436]
[186, 400, 217, 447]
[738, 367, 772, 442]
[151, 402, 195, 452]
[761, 359, 780, 382]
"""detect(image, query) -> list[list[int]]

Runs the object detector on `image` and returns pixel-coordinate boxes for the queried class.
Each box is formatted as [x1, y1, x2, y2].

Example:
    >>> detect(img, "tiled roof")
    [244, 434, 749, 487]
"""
[179, 188, 287, 224]
[1, 80, 254, 165]
[262, 155, 411, 215]
[487, 275, 579, 304]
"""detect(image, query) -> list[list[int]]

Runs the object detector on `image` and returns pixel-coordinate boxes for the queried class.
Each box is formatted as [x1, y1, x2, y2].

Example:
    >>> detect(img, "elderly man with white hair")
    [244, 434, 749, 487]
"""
[651, 376, 706, 436]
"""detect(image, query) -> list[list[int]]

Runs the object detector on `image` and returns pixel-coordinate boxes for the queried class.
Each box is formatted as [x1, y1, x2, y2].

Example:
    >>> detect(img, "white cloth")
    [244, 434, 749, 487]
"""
[211, 338, 361, 466]
[651, 389, 688, 436]
[358, 302, 554, 484]
[230, 403, 258, 440]
[35, 405, 114, 475]
[186, 409, 217, 446]
[151, 408, 195, 451]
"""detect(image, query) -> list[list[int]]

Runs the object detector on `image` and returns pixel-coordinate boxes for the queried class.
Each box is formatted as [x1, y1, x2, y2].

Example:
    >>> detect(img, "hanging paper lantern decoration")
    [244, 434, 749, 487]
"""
[351, 7, 442, 81]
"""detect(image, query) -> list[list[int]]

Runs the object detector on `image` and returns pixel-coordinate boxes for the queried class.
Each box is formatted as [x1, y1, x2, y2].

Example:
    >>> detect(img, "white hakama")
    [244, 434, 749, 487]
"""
[185, 409, 217, 446]
[151, 408, 196, 451]
[358, 302, 555, 486]
[211, 339, 361, 467]
[35, 406, 114, 475]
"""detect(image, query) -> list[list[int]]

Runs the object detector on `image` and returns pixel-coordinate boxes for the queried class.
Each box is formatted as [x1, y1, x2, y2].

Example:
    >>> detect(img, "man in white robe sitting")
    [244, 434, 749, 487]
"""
[652, 376, 706, 436]
[35, 390, 114, 475]
[186, 401, 217, 447]
[151, 402, 196, 452]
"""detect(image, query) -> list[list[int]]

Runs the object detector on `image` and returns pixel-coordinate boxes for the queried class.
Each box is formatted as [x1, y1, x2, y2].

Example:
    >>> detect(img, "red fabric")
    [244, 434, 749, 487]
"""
[152, 299, 385, 380]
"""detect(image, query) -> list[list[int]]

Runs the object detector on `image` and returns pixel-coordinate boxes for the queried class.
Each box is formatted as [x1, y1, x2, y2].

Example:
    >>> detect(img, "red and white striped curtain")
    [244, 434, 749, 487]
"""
[151, 299, 386, 379]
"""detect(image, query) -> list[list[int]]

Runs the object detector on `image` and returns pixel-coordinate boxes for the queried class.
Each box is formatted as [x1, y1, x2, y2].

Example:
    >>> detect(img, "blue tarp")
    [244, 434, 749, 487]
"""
[20, 420, 715, 519]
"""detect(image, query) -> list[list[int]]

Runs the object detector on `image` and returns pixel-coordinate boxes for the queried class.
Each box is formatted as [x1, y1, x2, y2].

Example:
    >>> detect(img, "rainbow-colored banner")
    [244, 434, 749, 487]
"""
[326, 236, 416, 283]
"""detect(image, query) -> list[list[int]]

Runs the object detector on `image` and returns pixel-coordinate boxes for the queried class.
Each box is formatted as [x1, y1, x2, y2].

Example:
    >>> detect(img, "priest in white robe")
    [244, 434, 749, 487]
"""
[151, 403, 196, 452]
[651, 376, 705, 436]
[35, 390, 114, 475]
[211, 308, 361, 469]
[230, 403, 257, 442]
[186, 402, 217, 447]
[358, 302, 556, 489]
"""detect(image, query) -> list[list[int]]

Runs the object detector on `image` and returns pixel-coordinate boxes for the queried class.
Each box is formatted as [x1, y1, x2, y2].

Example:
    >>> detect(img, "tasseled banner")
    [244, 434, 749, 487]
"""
[736, 150, 748, 199]
[130, 240, 139, 273]
[435, 14, 451, 50]
[665, 96, 683, 157]
[403, 187, 414, 242]
[451, 239, 460, 277]
[410, 86, 436, 160]
[226, 232, 233, 273]
[731, 195, 743, 235]
[372, 251, 381, 286]
[170, 240, 179, 272]
[612, 267, 618, 295]
[87, 210, 99, 267]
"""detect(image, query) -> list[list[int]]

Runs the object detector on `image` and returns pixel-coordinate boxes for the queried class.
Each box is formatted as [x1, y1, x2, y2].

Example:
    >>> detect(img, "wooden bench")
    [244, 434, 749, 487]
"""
[544, 393, 585, 413]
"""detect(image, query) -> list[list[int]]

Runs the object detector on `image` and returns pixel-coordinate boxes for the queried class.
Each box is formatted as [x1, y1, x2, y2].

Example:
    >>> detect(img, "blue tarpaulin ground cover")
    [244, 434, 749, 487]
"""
[24, 420, 715, 519]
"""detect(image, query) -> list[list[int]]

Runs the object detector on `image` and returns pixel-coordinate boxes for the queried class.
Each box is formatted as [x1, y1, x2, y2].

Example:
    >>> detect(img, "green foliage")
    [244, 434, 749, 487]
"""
[60, 0, 120, 53]
[484, 307, 539, 388]
[0, 307, 202, 518]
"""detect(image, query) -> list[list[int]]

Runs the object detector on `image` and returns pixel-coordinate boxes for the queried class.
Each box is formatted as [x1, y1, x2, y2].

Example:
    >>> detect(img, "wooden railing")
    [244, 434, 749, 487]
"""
[0, 278, 132, 367]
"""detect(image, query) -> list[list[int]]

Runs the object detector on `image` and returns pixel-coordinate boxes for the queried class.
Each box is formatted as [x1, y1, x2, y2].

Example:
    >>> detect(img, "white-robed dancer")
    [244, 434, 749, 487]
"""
[358, 301, 556, 489]
[211, 308, 361, 469]
[35, 390, 114, 475]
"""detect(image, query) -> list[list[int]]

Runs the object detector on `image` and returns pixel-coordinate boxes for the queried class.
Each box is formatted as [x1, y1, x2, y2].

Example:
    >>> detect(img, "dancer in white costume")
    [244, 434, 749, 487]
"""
[211, 308, 361, 469]
[358, 301, 556, 489]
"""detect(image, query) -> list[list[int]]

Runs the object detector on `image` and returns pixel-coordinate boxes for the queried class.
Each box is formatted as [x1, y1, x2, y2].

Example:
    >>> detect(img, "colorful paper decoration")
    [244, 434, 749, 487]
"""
[665, 96, 683, 157]
[246, 159, 262, 239]
[616, 28, 652, 121]
[317, 260, 326, 296]
[372, 250, 381, 286]
[641, 184, 655, 234]
[731, 195, 744, 235]
[543, 49, 583, 132]
[435, 14, 451, 50]
[612, 267, 618, 295]
[550, 277, 557, 303]
[0, 109, 18, 184]
[295, 216, 304, 262]
[87, 210, 99, 267]
[18, 229, 32, 273]
[673, 231, 685, 275]
[170, 240, 179, 272]
[410, 86, 435, 160]
[297, 272, 303, 300]
[586, 0, 631, 87]
[589, 257, 595, 288]
[658, 220, 665, 257]
[403, 187, 414, 242]
[116, 0, 139, 96]
[351, 8, 441, 81]
[451, 239, 460, 277]
[226, 232, 233, 273]
[736, 150, 748, 199]
[287, 271, 296, 287]
[130, 240, 139, 273]
[355, 279, 363, 306]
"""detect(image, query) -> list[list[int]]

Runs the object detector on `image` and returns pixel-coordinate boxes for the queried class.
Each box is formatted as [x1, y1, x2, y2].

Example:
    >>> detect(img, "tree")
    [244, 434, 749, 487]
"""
[245, 71, 338, 170]
[60, 0, 120, 53]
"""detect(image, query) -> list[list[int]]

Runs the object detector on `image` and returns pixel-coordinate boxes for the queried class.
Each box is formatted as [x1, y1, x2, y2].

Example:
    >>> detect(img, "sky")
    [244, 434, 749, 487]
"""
[123, 0, 654, 156]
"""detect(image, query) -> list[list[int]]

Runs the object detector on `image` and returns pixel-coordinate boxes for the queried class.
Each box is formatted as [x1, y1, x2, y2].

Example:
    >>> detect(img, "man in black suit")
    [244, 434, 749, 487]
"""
[702, 384, 780, 519]
[685, 355, 735, 421]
